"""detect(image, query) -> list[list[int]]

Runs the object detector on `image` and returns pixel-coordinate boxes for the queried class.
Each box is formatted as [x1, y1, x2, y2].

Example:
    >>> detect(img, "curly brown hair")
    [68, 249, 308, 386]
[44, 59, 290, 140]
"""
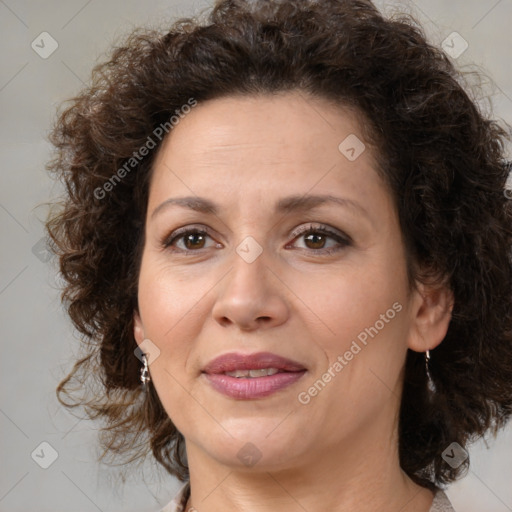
[46, 0, 512, 490]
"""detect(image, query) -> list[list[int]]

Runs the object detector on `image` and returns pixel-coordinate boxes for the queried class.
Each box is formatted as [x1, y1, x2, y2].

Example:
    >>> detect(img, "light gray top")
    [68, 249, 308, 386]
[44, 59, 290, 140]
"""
[159, 482, 456, 511]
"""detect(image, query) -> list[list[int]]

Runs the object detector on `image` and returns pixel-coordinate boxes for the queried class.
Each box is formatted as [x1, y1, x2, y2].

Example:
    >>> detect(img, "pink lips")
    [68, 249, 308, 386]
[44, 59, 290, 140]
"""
[201, 352, 307, 400]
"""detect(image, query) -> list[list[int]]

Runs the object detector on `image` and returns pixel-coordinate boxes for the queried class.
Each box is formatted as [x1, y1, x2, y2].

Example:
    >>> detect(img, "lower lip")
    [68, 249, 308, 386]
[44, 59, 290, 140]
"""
[203, 371, 307, 399]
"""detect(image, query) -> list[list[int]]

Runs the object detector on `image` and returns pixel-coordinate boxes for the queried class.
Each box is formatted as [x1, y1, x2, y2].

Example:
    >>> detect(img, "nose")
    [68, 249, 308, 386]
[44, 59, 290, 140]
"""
[211, 247, 289, 331]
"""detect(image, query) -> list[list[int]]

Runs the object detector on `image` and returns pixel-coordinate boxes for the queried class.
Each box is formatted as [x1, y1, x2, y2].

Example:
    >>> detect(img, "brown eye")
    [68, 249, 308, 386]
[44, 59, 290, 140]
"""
[289, 224, 351, 255]
[303, 232, 328, 250]
[163, 228, 217, 252]
[182, 231, 207, 250]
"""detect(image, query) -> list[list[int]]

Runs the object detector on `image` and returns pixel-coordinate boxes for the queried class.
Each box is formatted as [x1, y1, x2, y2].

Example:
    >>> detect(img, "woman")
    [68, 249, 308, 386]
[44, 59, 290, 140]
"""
[46, 1, 512, 511]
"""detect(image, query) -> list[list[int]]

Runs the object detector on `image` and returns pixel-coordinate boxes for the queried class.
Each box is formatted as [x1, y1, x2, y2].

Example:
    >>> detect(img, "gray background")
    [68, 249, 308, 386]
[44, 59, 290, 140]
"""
[1, 1, 511, 511]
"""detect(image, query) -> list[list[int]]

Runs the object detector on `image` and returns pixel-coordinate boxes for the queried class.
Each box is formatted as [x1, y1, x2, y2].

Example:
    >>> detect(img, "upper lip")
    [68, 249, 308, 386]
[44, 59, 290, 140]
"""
[202, 352, 307, 374]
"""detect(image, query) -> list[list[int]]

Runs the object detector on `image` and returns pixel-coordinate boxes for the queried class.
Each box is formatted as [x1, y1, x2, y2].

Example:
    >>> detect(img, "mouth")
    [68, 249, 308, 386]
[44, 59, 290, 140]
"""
[202, 351, 307, 374]
[201, 352, 307, 399]
[223, 367, 284, 378]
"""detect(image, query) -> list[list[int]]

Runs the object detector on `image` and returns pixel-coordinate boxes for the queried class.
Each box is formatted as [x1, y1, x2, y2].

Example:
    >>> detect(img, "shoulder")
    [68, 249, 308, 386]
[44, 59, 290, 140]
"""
[429, 489, 457, 512]
[159, 481, 190, 512]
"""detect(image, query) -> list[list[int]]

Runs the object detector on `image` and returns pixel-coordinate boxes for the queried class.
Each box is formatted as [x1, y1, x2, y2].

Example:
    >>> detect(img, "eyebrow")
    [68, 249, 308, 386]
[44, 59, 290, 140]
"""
[151, 194, 370, 220]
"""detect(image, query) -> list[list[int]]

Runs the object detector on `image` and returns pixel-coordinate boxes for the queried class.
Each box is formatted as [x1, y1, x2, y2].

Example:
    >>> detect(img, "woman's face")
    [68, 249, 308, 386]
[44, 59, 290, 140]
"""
[134, 91, 447, 472]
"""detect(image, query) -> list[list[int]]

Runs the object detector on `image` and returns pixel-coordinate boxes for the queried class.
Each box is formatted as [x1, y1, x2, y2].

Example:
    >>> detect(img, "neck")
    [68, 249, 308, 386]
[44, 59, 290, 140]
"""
[184, 413, 434, 512]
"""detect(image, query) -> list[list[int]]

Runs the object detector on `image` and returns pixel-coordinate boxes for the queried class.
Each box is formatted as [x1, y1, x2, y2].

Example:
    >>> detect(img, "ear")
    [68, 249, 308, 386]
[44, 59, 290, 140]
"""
[133, 309, 145, 345]
[407, 281, 454, 352]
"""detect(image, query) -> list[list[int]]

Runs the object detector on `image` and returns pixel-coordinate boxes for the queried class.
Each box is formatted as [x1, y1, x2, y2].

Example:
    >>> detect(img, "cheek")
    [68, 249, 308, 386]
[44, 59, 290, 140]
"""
[137, 257, 211, 340]
[292, 267, 409, 432]
[136, 268, 200, 429]
[296, 266, 411, 423]
[289, 256, 409, 356]
[136, 263, 201, 390]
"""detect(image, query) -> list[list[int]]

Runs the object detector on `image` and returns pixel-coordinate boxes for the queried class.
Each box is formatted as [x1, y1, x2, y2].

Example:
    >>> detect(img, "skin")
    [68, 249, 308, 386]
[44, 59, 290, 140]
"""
[133, 91, 453, 512]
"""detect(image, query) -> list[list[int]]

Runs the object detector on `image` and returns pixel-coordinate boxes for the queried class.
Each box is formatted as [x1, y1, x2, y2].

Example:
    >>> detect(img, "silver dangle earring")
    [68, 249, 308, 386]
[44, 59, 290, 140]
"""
[425, 350, 436, 394]
[140, 353, 150, 385]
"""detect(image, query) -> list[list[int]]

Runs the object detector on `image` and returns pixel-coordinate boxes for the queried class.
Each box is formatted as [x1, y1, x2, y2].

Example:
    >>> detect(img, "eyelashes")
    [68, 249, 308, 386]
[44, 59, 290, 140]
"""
[161, 223, 352, 256]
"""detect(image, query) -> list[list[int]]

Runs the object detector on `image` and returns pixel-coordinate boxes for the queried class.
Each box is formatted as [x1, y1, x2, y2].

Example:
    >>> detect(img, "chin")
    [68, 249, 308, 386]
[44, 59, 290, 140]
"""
[201, 424, 307, 469]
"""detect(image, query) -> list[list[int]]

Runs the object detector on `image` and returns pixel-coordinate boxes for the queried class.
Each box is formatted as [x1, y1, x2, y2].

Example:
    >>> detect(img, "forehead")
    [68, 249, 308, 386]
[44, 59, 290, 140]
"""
[147, 91, 387, 214]
[157, 91, 369, 160]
